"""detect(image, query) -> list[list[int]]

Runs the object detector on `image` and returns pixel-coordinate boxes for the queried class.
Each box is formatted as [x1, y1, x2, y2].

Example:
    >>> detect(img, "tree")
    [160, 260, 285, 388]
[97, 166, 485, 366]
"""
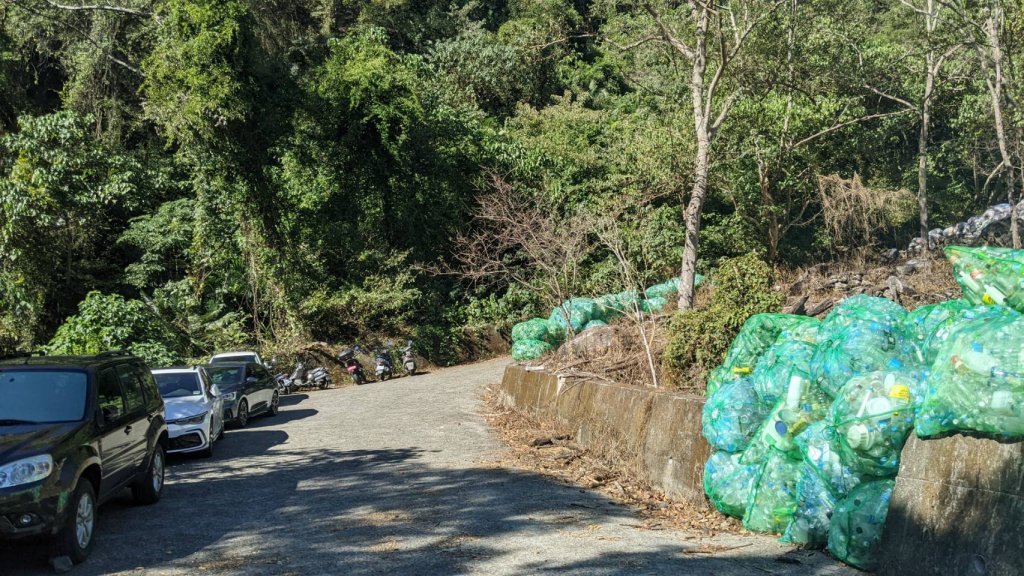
[605, 0, 787, 309]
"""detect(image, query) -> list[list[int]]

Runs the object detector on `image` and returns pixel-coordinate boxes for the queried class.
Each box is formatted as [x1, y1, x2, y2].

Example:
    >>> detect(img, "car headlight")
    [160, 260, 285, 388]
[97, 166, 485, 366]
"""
[0, 455, 54, 489]
[221, 392, 237, 401]
[169, 412, 208, 426]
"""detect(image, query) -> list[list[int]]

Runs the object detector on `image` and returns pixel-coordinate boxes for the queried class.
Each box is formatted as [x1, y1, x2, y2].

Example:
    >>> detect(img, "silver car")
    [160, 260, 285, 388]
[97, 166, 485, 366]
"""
[152, 367, 224, 458]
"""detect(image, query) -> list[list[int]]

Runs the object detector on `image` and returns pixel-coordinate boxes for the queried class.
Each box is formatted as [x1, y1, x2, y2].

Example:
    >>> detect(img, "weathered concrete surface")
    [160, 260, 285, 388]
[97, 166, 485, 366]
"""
[498, 365, 710, 506]
[879, 433, 1024, 576]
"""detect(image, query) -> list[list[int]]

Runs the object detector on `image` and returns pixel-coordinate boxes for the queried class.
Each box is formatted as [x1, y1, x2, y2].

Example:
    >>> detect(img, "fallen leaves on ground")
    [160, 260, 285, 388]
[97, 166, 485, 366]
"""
[480, 387, 745, 538]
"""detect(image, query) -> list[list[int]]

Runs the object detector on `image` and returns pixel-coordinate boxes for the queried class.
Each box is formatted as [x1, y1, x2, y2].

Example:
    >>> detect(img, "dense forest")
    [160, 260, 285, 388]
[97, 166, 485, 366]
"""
[0, 0, 1020, 367]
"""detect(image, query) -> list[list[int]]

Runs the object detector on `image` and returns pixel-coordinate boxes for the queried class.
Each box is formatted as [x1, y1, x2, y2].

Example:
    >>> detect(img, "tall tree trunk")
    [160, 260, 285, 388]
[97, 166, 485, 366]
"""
[918, 52, 935, 247]
[678, 10, 709, 310]
[984, 2, 1019, 247]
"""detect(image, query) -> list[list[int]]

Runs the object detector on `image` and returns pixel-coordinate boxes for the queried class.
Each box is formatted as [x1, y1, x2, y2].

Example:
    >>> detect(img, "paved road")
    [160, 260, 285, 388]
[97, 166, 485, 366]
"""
[3, 357, 856, 575]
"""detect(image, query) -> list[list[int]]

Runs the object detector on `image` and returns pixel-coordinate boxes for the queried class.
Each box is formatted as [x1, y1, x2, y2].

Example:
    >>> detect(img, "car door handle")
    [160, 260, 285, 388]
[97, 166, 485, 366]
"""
[124, 425, 133, 435]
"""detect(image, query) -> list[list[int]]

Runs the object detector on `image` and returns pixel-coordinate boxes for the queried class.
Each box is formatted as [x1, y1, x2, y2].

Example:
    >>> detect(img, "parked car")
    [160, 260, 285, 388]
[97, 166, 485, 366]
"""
[0, 351, 168, 566]
[152, 367, 224, 458]
[205, 362, 279, 427]
[209, 351, 266, 367]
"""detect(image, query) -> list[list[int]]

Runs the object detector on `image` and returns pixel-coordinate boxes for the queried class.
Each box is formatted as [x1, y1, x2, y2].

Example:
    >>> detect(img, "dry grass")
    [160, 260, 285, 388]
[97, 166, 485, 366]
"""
[481, 387, 745, 536]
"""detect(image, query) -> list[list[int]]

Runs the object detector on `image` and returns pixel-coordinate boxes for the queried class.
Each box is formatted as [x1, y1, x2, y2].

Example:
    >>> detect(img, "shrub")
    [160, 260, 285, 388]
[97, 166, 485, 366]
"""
[46, 291, 182, 366]
[661, 253, 784, 390]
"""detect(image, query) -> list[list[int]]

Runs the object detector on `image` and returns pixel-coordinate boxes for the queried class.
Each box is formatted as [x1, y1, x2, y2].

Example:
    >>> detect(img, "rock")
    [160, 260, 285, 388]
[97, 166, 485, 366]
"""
[559, 326, 619, 359]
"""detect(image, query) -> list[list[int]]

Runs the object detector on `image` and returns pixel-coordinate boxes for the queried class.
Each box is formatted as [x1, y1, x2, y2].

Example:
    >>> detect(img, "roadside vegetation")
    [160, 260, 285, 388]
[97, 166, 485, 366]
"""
[0, 0, 1020, 371]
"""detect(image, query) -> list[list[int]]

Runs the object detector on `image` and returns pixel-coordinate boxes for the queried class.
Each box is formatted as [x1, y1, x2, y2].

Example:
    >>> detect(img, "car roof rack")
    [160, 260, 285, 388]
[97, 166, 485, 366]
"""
[96, 350, 133, 358]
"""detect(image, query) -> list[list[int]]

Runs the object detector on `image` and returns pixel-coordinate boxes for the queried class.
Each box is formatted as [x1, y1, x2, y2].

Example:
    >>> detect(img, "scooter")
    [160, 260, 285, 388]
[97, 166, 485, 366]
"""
[339, 347, 367, 385]
[307, 365, 331, 390]
[287, 360, 307, 394]
[401, 340, 417, 376]
[374, 347, 394, 381]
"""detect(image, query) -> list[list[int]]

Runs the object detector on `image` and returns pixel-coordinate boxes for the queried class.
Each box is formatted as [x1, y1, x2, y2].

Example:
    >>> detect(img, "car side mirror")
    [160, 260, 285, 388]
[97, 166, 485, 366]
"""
[210, 384, 220, 398]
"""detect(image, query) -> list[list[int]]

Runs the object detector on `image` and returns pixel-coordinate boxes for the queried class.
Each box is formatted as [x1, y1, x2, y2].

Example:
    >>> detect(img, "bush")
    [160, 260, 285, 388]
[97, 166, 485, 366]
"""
[46, 291, 183, 367]
[662, 253, 784, 390]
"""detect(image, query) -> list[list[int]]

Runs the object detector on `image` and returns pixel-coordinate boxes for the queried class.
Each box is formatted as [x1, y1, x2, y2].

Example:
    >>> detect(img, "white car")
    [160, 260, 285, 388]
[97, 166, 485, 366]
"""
[152, 367, 224, 458]
[209, 351, 265, 367]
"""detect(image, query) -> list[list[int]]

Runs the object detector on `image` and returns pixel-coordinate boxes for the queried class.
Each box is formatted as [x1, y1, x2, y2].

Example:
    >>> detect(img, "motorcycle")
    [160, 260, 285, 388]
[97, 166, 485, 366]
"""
[401, 340, 417, 376]
[339, 347, 367, 385]
[287, 360, 307, 394]
[307, 365, 331, 390]
[374, 347, 394, 381]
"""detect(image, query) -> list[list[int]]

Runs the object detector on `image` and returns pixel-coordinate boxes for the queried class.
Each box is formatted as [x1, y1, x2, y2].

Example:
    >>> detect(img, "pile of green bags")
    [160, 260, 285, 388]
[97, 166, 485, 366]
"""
[702, 246, 1024, 571]
[510, 275, 704, 361]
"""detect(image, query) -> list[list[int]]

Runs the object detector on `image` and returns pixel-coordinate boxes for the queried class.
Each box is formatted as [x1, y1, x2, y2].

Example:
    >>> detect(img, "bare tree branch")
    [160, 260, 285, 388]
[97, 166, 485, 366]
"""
[42, 0, 152, 17]
[790, 110, 913, 150]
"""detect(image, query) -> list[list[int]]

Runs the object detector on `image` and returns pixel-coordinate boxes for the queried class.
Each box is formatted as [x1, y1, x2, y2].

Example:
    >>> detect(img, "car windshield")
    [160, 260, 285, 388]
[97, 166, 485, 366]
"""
[211, 354, 255, 364]
[207, 366, 243, 389]
[154, 373, 203, 399]
[0, 369, 88, 424]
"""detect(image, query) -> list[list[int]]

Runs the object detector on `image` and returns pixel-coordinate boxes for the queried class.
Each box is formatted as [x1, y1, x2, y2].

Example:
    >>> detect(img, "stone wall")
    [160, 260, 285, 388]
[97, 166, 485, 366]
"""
[879, 433, 1024, 576]
[497, 365, 710, 505]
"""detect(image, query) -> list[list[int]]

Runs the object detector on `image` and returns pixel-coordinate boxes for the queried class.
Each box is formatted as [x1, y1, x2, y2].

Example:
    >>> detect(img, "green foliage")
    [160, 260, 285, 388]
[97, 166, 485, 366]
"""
[142, 0, 253, 147]
[0, 111, 147, 346]
[46, 291, 181, 367]
[662, 253, 785, 388]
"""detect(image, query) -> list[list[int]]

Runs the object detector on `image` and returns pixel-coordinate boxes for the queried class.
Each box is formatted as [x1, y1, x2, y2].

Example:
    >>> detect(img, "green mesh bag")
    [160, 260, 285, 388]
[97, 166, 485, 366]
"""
[946, 246, 1024, 311]
[706, 364, 737, 397]
[917, 307, 1024, 438]
[923, 305, 1014, 367]
[827, 479, 895, 571]
[594, 291, 640, 318]
[742, 448, 801, 533]
[900, 299, 973, 364]
[582, 319, 608, 330]
[511, 318, 551, 344]
[809, 317, 914, 398]
[703, 451, 758, 518]
[642, 274, 705, 300]
[702, 377, 769, 453]
[751, 339, 815, 407]
[816, 294, 907, 344]
[778, 316, 821, 345]
[794, 421, 863, 498]
[780, 462, 838, 547]
[723, 313, 815, 376]
[829, 370, 921, 476]
[739, 380, 832, 465]
[639, 296, 668, 313]
[511, 339, 554, 361]
[644, 278, 681, 300]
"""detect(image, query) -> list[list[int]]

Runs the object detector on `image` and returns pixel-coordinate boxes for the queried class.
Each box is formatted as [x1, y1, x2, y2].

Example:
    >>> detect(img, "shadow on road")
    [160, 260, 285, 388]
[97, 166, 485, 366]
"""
[1, 442, 831, 576]
[244, 408, 318, 429]
[279, 393, 309, 407]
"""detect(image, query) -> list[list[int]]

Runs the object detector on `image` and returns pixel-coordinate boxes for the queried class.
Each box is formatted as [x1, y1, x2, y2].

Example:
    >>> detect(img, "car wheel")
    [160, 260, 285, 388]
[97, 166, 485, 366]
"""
[53, 480, 97, 564]
[266, 392, 279, 417]
[236, 399, 249, 428]
[132, 444, 165, 505]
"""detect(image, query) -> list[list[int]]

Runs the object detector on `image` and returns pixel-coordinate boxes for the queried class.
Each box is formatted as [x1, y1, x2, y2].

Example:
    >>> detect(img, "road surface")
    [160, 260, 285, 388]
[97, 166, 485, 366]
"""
[2, 357, 855, 575]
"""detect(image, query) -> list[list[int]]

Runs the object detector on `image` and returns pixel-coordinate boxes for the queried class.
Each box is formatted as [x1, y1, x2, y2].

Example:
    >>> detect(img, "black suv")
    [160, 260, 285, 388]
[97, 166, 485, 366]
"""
[0, 351, 168, 565]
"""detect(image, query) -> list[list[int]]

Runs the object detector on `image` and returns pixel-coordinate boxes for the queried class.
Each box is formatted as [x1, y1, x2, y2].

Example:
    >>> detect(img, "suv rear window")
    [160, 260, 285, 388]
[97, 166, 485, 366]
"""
[0, 369, 88, 424]
[207, 366, 244, 388]
[155, 372, 203, 398]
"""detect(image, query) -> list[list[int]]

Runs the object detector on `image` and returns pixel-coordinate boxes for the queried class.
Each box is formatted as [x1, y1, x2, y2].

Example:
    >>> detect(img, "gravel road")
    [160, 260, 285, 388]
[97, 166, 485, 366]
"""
[2, 357, 856, 575]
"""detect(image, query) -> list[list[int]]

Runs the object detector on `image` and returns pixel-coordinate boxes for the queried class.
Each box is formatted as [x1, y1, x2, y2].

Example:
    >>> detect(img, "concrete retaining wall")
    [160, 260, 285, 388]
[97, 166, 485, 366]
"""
[497, 365, 710, 505]
[879, 433, 1024, 576]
